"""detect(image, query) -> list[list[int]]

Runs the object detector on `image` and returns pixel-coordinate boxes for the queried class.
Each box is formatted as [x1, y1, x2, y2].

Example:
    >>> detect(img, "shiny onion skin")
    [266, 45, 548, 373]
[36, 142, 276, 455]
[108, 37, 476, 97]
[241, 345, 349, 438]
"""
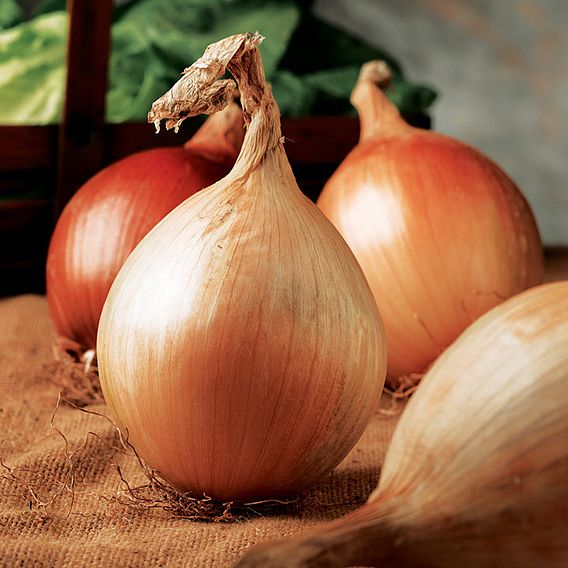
[98, 34, 387, 502]
[46, 103, 243, 350]
[236, 281, 568, 568]
[317, 62, 543, 386]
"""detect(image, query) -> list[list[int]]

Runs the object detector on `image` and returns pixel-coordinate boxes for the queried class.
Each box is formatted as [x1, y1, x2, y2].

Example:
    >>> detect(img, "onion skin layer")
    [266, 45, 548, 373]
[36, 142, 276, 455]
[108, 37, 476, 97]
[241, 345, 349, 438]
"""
[98, 34, 387, 502]
[317, 64, 543, 384]
[47, 106, 241, 350]
[235, 281, 568, 568]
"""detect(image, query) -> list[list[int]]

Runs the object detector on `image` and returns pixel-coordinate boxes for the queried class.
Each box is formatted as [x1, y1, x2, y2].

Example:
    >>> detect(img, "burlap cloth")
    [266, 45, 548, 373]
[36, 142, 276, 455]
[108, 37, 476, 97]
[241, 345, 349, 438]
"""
[0, 295, 400, 567]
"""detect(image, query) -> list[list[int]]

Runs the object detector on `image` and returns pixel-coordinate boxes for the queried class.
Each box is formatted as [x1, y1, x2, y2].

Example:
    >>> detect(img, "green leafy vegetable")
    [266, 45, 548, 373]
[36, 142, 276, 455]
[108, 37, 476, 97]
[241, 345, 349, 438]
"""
[0, 0, 436, 124]
[387, 76, 437, 116]
[278, 14, 436, 116]
[280, 13, 402, 75]
[0, 0, 22, 30]
[0, 12, 66, 124]
[271, 70, 318, 117]
[33, 0, 67, 16]
[107, 0, 300, 122]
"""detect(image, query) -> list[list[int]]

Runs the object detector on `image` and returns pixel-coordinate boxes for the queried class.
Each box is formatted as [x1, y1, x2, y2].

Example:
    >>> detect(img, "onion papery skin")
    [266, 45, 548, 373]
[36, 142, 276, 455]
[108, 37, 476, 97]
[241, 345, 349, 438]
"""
[368, 280, 568, 567]
[97, 34, 387, 503]
[47, 108, 241, 350]
[318, 93, 543, 384]
[235, 281, 568, 568]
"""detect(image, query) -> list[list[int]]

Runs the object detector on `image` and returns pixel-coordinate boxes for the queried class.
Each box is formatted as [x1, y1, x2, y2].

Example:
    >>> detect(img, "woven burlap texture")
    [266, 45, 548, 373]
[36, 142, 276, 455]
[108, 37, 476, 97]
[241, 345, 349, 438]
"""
[0, 295, 400, 567]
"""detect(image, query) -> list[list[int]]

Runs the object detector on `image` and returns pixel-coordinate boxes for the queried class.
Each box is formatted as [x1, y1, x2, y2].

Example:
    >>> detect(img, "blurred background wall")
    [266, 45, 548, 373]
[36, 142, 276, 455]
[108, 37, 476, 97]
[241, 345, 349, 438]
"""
[17, 0, 568, 244]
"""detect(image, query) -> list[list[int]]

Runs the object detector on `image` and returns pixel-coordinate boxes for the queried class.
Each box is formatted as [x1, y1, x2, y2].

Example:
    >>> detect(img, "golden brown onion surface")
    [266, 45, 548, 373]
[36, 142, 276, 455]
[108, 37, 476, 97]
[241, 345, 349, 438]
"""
[236, 281, 568, 567]
[97, 34, 387, 502]
[318, 62, 543, 386]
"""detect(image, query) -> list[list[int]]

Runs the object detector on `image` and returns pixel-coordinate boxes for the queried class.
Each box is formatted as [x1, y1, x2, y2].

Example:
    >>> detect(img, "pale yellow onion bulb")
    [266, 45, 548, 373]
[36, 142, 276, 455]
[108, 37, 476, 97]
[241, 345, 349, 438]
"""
[317, 62, 543, 387]
[97, 33, 386, 502]
[236, 281, 568, 567]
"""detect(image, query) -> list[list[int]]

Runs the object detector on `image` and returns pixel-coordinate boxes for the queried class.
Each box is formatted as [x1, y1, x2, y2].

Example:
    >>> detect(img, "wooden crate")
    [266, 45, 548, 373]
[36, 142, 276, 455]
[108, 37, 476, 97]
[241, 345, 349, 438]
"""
[0, 116, 364, 296]
[0, 0, 432, 297]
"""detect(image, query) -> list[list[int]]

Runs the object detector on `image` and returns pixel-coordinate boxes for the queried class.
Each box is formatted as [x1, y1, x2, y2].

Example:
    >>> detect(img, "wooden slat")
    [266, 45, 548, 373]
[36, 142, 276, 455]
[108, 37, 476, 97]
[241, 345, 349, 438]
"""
[0, 119, 357, 174]
[104, 122, 201, 162]
[54, 0, 113, 220]
[0, 119, 358, 175]
[0, 171, 54, 199]
[0, 113, 429, 176]
[0, 199, 50, 296]
[104, 117, 359, 165]
[283, 116, 358, 163]
[103, 114, 429, 165]
[0, 126, 57, 172]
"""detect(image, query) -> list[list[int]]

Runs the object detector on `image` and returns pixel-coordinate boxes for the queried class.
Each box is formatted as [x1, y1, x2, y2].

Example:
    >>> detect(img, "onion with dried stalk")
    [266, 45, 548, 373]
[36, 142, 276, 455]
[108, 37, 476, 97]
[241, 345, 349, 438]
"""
[236, 281, 568, 567]
[45, 103, 242, 404]
[97, 33, 386, 502]
[317, 61, 543, 389]
[47, 102, 243, 352]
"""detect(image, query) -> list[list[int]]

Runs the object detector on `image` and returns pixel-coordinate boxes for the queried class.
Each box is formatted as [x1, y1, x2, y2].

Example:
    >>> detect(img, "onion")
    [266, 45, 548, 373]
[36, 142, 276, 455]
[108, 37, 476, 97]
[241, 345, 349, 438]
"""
[317, 62, 543, 387]
[97, 33, 387, 502]
[236, 280, 568, 568]
[46, 102, 243, 351]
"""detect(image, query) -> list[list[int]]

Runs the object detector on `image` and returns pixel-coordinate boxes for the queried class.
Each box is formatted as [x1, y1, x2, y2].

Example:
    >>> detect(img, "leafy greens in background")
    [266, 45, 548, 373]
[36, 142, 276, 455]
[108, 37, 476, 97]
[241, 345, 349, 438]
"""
[0, 0, 22, 30]
[107, 0, 300, 122]
[0, 12, 67, 124]
[0, 0, 436, 125]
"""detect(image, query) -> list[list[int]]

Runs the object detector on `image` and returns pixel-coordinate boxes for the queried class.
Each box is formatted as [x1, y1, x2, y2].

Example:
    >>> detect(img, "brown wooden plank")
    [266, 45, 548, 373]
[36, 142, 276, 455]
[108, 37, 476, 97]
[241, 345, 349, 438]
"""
[0, 199, 50, 296]
[105, 121, 201, 163]
[0, 126, 57, 172]
[0, 198, 49, 226]
[104, 114, 428, 165]
[283, 116, 359, 163]
[0, 118, 355, 176]
[104, 117, 360, 165]
[54, 0, 113, 220]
